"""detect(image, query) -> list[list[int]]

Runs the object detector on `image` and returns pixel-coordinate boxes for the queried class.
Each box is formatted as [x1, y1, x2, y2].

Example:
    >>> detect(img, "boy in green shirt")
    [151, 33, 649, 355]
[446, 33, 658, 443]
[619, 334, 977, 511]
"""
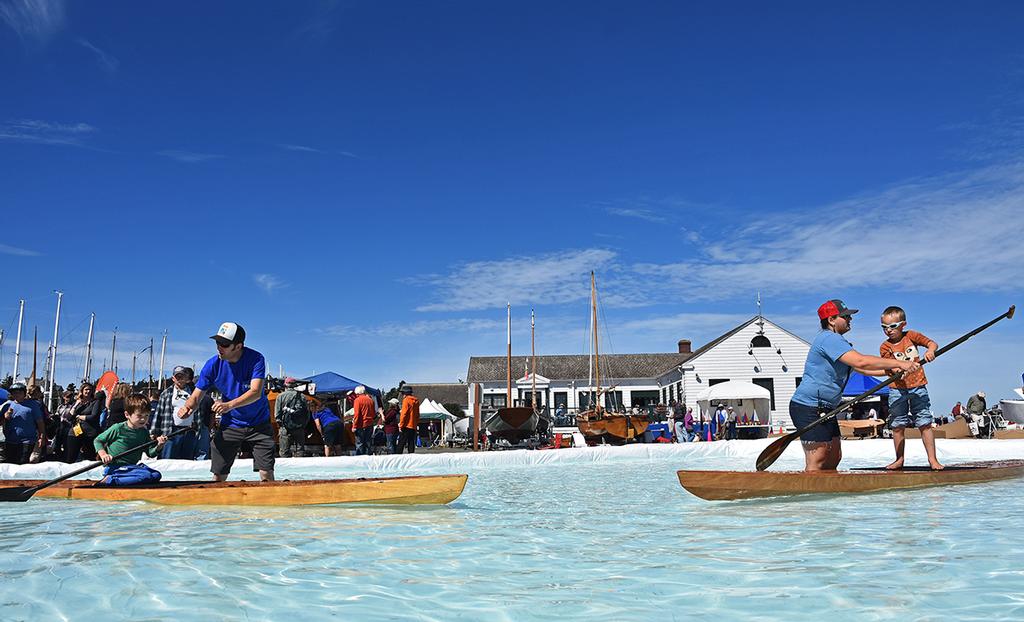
[94, 393, 168, 470]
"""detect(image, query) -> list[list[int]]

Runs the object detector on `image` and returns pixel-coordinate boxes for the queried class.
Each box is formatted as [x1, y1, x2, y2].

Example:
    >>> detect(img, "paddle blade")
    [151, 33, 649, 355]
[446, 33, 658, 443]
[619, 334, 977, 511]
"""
[0, 486, 35, 502]
[1008, 305, 1015, 320]
[755, 433, 797, 472]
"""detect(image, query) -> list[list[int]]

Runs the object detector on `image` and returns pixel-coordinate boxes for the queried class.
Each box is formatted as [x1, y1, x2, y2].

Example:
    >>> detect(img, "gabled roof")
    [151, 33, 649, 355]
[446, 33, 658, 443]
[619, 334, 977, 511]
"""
[404, 383, 469, 405]
[467, 353, 691, 383]
[657, 315, 812, 376]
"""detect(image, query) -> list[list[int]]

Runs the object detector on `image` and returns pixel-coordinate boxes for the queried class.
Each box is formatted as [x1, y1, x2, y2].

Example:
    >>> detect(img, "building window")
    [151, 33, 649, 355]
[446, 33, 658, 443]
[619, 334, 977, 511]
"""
[553, 392, 568, 409]
[709, 379, 728, 387]
[753, 378, 776, 410]
[751, 335, 772, 348]
[604, 391, 624, 411]
[483, 394, 506, 408]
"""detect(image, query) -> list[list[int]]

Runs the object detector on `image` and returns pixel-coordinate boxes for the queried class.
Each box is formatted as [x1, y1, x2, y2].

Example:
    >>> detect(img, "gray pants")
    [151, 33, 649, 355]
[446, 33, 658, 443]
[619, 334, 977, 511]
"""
[277, 425, 306, 458]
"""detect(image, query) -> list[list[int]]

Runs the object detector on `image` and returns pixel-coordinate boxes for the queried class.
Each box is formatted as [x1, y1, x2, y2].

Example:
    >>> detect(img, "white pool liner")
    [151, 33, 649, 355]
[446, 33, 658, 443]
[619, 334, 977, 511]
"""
[2, 438, 1021, 481]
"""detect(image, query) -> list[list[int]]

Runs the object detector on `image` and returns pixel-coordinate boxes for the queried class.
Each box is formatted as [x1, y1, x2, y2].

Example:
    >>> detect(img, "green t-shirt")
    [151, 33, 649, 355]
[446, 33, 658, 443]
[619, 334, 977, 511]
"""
[93, 422, 160, 467]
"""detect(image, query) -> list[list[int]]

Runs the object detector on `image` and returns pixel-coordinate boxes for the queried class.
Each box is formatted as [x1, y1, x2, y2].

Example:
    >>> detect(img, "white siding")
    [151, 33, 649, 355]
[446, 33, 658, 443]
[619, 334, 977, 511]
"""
[679, 319, 809, 428]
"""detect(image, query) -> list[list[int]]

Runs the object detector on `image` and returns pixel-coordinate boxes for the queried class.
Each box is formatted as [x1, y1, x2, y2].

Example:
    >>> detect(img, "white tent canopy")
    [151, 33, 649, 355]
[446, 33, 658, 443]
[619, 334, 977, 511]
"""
[420, 399, 456, 420]
[694, 380, 771, 423]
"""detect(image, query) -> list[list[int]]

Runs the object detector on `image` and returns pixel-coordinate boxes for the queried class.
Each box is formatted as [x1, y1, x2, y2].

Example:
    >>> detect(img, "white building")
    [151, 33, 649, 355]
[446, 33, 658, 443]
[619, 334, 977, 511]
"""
[466, 314, 810, 428]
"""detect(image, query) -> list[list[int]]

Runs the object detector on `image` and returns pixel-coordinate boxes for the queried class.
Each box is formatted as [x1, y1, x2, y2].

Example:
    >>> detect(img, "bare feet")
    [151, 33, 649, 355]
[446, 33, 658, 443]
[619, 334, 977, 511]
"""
[929, 461, 945, 470]
[885, 459, 904, 471]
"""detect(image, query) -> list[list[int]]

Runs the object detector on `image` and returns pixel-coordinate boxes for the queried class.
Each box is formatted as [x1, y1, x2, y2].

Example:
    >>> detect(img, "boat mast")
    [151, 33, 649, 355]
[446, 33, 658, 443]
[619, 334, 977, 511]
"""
[148, 337, 154, 394]
[13, 299, 24, 381]
[531, 308, 536, 412]
[592, 272, 601, 413]
[157, 330, 167, 390]
[506, 302, 512, 408]
[83, 312, 95, 382]
[110, 326, 117, 375]
[47, 290, 63, 406]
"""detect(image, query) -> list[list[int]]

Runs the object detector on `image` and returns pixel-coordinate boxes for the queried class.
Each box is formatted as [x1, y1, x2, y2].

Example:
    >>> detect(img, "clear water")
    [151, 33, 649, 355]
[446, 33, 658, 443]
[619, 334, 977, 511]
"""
[2, 452, 1022, 621]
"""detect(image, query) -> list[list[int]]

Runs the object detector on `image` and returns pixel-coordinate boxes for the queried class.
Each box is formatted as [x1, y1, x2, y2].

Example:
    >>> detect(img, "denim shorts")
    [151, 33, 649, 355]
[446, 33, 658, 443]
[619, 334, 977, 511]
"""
[789, 401, 840, 443]
[888, 386, 933, 429]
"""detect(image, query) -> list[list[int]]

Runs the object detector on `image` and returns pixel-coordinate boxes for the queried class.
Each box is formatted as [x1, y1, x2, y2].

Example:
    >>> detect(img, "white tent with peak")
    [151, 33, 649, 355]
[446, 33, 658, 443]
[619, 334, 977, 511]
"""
[694, 380, 770, 423]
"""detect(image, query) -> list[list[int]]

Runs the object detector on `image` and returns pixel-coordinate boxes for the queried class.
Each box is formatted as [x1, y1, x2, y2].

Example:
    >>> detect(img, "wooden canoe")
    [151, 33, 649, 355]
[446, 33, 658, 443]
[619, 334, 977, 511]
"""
[677, 460, 1024, 501]
[2, 474, 468, 506]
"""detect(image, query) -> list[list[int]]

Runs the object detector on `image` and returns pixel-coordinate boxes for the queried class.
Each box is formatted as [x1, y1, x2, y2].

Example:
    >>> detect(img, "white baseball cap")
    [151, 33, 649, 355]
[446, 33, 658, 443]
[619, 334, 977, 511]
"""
[211, 322, 246, 344]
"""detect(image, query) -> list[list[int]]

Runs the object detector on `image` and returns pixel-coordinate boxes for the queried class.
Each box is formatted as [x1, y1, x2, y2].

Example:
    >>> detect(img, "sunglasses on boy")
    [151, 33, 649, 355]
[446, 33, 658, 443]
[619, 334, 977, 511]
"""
[881, 321, 904, 330]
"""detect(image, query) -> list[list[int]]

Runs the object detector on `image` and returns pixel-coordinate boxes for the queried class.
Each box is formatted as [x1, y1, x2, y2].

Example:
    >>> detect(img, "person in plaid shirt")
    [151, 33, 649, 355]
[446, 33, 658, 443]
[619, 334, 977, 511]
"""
[151, 365, 197, 459]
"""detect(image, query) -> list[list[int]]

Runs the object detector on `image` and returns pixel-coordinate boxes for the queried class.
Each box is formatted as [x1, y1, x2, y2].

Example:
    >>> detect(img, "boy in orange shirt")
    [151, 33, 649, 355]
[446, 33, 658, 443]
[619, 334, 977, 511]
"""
[879, 306, 942, 470]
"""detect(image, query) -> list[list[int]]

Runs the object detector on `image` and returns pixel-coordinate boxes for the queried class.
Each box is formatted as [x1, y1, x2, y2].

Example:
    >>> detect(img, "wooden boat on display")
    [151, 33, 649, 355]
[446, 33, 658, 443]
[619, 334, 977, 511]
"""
[838, 418, 885, 439]
[485, 304, 541, 443]
[576, 272, 649, 445]
[677, 460, 1024, 501]
[1, 474, 469, 506]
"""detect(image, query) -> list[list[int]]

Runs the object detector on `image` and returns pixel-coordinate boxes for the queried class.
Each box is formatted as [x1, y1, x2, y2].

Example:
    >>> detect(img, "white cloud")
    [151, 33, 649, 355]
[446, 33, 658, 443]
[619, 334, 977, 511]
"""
[157, 149, 224, 163]
[631, 163, 1024, 300]
[605, 207, 667, 223]
[317, 318, 501, 340]
[253, 273, 287, 294]
[0, 243, 41, 256]
[0, 118, 96, 146]
[0, 0, 64, 44]
[76, 37, 119, 73]
[416, 249, 618, 312]
[279, 143, 322, 153]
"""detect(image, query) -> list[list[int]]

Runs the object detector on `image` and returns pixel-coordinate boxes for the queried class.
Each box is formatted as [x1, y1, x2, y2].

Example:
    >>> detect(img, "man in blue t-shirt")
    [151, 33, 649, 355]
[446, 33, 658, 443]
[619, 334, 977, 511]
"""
[2, 382, 47, 465]
[177, 322, 276, 482]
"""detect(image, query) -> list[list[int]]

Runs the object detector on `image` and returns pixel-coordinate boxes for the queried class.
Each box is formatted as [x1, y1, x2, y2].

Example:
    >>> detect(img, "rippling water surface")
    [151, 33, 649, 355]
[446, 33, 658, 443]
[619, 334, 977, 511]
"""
[2, 452, 1022, 621]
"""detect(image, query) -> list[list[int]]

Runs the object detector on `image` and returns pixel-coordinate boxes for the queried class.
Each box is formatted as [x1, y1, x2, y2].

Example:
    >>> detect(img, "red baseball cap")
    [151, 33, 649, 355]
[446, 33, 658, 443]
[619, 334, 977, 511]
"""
[817, 299, 859, 320]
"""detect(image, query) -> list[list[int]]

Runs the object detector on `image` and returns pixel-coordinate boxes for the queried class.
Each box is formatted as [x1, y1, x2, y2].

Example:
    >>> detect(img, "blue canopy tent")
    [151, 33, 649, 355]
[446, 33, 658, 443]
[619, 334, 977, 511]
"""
[843, 371, 890, 397]
[303, 371, 382, 400]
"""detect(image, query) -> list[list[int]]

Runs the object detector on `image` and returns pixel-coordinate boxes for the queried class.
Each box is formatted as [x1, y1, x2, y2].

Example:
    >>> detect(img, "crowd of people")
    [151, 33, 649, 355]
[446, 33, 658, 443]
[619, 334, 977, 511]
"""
[0, 321, 424, 478]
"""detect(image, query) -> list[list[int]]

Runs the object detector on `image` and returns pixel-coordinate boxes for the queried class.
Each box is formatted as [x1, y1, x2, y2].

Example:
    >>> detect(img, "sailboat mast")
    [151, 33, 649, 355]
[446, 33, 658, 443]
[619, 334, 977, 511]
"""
[47, 290, 63, 406]
[111, 327, 117, 375]
[157, 330, 167, 390]
[506, 303, 512, 407]
[13, 299, 24, 381]
[531, 308, 536, 410]
[592, 272, 600, 413]
[84, 312, 95, 382]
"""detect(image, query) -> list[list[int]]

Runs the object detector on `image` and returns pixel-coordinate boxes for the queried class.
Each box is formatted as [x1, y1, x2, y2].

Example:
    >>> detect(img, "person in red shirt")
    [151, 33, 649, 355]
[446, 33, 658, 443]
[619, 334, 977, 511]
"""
[351, 386, 377, 456]
[396, 385, 420, 454]
[382, 398, 400, 454]
[879, 306, 941, 470]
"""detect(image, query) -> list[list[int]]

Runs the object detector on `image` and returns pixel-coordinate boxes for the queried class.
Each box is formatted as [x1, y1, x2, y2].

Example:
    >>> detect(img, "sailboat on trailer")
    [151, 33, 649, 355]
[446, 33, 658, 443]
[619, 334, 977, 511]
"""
[484, 304, 539, 442]
[576, 272, 649, 444]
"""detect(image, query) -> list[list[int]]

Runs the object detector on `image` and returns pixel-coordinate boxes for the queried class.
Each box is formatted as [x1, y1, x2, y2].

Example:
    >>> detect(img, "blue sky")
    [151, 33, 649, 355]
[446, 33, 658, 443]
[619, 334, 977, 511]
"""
[2, 1, 1022, 409]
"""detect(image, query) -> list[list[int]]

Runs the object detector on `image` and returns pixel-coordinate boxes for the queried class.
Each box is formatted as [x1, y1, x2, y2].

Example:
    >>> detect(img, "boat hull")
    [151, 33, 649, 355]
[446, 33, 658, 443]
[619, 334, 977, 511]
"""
[484, 407, 538, 442]
[677, 460, 1024, 501]
[1000, 400, 1024, 425]
[5, 474, 468, 506]
[577, 412, 649, 444]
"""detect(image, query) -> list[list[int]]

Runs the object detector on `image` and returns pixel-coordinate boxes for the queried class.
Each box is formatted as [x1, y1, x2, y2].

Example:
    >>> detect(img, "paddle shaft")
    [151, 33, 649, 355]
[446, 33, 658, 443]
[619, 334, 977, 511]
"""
[7, 424, 193, 500]
[756, 305, 1015, 471]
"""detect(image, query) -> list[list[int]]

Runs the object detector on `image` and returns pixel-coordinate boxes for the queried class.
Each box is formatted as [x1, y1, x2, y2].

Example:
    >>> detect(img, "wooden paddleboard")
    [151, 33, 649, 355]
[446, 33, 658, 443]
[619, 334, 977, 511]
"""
[3, 474, 468, 506]
[677, 460, 1024, 501]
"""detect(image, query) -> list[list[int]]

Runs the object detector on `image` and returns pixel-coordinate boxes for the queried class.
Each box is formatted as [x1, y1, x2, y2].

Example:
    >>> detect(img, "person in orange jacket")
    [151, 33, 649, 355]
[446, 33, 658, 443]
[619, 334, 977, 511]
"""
[351, 386, 377, 456]
[396, 385, 420, 454]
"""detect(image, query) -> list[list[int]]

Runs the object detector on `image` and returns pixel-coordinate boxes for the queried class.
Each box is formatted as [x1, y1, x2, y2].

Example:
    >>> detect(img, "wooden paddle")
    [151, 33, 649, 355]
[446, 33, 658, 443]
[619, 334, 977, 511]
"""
[0, 425, 193, 502]
[756, 305, 1016, 472]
